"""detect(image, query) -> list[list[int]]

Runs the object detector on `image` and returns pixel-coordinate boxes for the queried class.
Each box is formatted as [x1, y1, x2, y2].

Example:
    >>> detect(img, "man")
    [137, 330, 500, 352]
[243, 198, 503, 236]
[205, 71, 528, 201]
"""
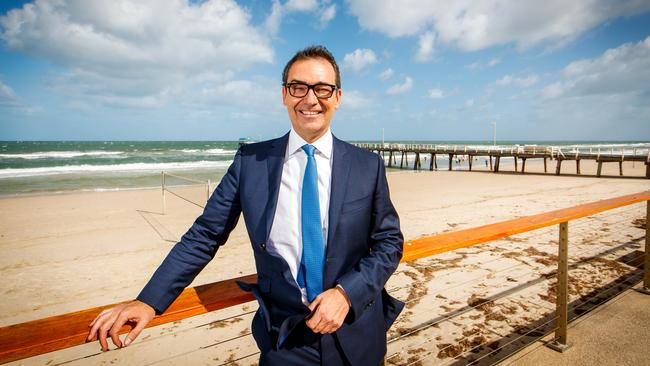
[87, 45, 404, 366]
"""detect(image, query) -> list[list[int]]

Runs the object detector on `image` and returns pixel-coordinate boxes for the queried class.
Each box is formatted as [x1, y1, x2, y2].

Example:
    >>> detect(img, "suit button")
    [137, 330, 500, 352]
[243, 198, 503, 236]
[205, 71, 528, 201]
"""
[260, 243, 267, 251]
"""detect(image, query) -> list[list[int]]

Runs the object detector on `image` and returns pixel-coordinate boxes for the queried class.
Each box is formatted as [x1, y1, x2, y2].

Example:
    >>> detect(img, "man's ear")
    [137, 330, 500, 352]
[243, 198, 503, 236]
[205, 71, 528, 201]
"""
[281, 86, 287, 105]
[334, 88, 342, 109]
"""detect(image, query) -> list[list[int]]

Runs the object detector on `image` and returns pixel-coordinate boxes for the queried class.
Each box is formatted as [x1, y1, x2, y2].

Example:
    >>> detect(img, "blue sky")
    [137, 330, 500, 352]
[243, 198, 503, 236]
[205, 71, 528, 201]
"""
[1, 0, 649, 141]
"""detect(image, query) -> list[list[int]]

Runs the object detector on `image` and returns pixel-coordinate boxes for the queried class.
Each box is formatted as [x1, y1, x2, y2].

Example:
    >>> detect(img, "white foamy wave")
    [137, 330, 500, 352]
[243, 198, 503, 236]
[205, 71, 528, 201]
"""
[175, 148, 237, 155]
[0, 151, 125, 159]
[0, 160, 233, 178]
[204, 148, 237, 155]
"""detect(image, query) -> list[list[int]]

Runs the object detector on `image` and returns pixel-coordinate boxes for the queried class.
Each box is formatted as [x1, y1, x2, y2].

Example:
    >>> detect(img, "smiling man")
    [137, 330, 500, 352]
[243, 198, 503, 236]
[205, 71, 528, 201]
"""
[87, 45, 404, 366]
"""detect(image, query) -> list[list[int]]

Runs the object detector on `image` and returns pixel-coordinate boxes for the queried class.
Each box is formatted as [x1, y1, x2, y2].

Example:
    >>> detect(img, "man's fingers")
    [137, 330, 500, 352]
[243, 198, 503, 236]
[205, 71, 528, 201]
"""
[88, 310, 109, 328]
[307, 296, 321, 313]
[87, 310, 111, 339]
[123, 318, 147, 347]
[108, 312, 132, 348]
[305, 305, 322, 330]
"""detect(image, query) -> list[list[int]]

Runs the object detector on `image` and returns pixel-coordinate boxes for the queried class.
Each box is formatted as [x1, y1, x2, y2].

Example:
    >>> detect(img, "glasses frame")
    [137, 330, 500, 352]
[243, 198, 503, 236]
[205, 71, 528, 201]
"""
[283, 82, 338, 99]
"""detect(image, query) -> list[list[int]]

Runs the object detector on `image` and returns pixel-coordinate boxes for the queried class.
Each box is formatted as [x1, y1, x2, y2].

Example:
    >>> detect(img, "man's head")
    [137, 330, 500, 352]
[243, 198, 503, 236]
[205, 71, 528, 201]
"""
[282, 45, 342, 143]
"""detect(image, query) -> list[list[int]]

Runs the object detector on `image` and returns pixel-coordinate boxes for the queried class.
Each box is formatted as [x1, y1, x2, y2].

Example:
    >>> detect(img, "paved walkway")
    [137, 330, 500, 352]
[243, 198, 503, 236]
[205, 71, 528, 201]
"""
[499, 283, 650, 366]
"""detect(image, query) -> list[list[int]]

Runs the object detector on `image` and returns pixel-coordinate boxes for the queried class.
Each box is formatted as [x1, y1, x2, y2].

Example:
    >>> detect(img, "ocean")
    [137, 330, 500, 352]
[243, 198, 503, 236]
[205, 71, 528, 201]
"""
[1, 140, 648, 196]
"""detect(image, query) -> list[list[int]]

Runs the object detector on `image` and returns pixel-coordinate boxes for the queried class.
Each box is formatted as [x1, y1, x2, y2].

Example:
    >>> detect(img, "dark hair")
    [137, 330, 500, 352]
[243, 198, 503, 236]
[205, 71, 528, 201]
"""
[282, 45, 341, 88]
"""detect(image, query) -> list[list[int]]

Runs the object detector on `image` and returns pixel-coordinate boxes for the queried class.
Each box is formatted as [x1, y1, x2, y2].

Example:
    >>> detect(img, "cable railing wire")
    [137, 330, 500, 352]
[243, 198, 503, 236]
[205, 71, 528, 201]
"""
[386, 213, 645, 365]
[394, 248, 646, 366]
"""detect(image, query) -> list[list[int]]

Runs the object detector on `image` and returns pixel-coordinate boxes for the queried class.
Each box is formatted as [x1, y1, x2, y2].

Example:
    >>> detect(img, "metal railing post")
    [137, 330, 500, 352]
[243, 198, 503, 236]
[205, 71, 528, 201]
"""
[548, 221, 572, 352]
[162, 171, 166, 215]
[638, 201, 650, 295]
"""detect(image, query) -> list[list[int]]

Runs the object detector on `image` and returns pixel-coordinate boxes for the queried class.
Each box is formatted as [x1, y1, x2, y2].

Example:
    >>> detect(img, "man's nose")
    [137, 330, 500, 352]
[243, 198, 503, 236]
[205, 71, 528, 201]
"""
[303, 88, 319, 103]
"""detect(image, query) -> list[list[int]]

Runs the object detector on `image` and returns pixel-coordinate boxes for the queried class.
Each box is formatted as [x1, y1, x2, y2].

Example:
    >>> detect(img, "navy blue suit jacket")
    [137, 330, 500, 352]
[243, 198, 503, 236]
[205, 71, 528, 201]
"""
[138, 133, 404, 365]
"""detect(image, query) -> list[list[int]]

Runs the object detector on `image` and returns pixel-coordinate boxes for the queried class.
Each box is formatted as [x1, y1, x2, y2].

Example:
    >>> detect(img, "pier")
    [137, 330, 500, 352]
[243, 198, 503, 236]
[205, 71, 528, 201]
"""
[355, 143, 650, 179]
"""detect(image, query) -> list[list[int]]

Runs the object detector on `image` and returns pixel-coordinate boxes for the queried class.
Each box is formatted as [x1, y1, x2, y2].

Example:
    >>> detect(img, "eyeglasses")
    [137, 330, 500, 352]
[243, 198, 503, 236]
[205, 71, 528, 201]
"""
[284, 82, 337, 99]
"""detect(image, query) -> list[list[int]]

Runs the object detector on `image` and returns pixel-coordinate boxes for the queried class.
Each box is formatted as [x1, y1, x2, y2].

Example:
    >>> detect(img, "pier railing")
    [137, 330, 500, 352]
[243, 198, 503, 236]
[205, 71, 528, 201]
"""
[355, 143, 650, 178]
[0, 191, 648, 364]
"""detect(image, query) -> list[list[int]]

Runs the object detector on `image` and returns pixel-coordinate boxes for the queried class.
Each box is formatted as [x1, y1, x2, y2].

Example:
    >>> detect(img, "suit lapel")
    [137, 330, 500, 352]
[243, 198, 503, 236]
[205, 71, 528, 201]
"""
[326, 136, 351, 258]
[264, 133, 289, 242]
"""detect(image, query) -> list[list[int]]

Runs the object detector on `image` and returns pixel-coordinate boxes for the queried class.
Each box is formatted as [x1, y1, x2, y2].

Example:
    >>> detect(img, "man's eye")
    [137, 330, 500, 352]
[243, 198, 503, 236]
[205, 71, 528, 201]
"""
[292, 85, 308, 92]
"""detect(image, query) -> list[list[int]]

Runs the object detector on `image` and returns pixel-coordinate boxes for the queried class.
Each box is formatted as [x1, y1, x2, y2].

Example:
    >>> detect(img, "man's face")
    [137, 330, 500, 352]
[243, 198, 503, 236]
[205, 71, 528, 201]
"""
[282, 57, 342, 143]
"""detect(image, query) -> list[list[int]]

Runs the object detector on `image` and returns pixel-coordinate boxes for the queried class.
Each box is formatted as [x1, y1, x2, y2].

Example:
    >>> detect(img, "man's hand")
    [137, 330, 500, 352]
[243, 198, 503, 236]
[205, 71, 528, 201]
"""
[305, 287, 350, 334]
[87, 300, 156, 351]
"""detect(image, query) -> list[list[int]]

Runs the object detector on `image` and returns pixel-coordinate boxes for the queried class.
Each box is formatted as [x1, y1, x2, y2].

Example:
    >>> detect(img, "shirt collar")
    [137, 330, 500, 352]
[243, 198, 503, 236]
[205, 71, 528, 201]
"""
[287, 128, 332, 160]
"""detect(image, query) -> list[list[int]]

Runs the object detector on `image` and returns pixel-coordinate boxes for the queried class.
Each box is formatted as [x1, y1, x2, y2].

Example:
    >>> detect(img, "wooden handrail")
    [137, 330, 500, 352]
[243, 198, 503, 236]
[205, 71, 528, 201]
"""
[0, 274, 256, 364]
[402, 190, 650, 262]
[1, 190, 648, 364]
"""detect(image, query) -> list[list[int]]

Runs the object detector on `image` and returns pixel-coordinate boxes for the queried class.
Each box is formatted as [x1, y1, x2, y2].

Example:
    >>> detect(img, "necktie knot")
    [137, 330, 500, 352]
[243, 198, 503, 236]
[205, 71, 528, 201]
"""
[302, 144, 316, 158]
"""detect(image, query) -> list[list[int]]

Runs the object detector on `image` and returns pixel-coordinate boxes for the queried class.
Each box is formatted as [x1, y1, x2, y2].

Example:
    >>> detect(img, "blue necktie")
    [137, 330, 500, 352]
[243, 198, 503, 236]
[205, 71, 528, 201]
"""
[297, 144, 325, 302]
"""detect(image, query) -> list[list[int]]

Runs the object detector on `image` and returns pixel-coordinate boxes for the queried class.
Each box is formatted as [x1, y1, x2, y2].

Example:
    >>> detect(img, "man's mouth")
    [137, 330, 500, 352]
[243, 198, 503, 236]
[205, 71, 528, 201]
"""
[299, 110, 322, 116]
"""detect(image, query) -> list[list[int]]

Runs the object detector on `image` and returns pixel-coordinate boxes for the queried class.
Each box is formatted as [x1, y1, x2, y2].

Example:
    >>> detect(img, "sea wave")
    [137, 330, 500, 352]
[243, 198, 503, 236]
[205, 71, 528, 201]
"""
[175, 148, 237, 155]
[0, 151, 125, 159]
[0, 160, 233, 178]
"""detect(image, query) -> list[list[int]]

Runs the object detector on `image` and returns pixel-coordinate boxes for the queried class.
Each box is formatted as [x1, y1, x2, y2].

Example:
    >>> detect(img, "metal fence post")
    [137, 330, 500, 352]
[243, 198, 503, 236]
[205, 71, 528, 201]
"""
[548, 221, 572, 352]
[638, 200, 650, 295]
[162, 171, 166, 215]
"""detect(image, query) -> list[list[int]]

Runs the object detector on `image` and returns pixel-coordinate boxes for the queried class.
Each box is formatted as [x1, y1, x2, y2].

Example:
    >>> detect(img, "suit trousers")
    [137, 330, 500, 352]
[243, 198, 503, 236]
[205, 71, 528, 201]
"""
[258, 332, 355, 366]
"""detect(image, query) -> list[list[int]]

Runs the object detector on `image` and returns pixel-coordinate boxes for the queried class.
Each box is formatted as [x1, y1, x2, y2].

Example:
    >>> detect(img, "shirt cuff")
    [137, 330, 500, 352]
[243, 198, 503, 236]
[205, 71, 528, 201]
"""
[335, 284, 352, 307]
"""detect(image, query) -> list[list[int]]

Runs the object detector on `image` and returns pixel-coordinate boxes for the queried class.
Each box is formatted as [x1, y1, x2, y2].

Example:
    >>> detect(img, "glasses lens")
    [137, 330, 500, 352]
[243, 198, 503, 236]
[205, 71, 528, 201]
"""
[289, 83, 309, 97]
[314, 84, 334, 98]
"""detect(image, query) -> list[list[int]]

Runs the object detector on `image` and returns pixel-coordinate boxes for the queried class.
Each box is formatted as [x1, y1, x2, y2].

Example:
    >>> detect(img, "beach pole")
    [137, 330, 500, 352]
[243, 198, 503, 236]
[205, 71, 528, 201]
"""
[548, 221, 572, 352]
[162, 171, 166, 215]
[637, 201, 650, 295]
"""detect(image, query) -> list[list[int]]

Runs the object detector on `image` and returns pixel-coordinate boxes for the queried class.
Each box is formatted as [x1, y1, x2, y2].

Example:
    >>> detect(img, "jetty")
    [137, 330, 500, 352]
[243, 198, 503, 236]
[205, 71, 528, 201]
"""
[355, 143, 650, 178]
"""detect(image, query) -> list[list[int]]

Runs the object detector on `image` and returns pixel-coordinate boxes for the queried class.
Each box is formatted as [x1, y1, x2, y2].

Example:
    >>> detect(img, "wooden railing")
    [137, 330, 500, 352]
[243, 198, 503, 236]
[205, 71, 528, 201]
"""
[1, 190, 649, 364]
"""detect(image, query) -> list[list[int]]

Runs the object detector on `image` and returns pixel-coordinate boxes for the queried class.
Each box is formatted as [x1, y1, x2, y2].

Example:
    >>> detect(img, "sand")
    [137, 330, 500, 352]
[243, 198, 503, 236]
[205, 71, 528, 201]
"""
[0, 159, 648, 365]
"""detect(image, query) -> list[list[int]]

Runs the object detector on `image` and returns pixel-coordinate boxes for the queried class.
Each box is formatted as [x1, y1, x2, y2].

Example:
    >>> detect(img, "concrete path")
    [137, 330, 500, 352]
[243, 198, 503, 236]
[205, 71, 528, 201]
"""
[500, 283, 650, 366]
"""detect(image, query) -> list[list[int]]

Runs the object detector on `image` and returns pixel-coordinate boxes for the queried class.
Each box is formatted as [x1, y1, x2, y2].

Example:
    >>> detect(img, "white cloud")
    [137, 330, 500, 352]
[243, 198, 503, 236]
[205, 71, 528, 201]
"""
[488, 58, 501, 67]
[386, 76, 413, 95]
[378, 68, 393, 81]
[285, 0, 319, 12]
[540, 82, 567, 99]
[496, 74, 539, 87]
[428, 88, 444, 99]
[340, 90, 372, 110]
[0, 80, 19, 107]
[464, 99, 475, 108]
[541, 36, 650, 99]
[197, 78, 278, 108]
[468, 57, 501, 70]
[265, 0, 283, 35]
[0, 0, 273, 108]
[320, 4, 337, 27]
[346, 0, 650, 51]
[415, 31, 435, 62]
[534, 37, 650, 139]
[343, 48, 378, 73]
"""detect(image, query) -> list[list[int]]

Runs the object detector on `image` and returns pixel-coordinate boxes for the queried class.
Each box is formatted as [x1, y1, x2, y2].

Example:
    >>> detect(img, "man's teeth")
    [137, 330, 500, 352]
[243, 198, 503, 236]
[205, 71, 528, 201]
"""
[301, 111, 321, 115]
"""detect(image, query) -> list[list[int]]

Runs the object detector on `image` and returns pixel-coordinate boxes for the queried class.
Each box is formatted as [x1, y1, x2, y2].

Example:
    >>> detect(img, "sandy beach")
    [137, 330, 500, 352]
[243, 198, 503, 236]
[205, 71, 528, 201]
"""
[1, 159, 648, 365]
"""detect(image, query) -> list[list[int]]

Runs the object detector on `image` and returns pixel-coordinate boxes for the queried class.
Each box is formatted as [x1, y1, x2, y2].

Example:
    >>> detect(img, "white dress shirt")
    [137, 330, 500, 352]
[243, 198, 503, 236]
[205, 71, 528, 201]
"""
[267, 128, 332, 304]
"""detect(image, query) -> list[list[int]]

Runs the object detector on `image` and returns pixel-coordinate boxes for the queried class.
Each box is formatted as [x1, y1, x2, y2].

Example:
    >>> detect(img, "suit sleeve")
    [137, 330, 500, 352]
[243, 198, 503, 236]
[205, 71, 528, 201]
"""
[137, 149, 243, 314]
[337, 154, 403, 321]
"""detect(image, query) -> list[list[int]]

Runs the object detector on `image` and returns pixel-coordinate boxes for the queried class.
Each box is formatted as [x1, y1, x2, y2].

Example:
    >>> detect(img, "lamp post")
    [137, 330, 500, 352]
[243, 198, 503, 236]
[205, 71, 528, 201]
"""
[491, 122, 497, 146]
